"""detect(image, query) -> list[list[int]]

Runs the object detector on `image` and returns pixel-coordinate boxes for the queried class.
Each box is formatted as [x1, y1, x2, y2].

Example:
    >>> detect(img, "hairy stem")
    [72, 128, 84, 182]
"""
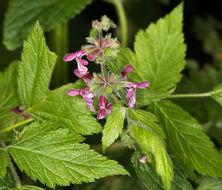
[167, 92, 211, 99]
[0, 139, 21, 188]
[0, 119, 33, 134]
[106, 0, 128, 46]
[50, 23, 68, 88]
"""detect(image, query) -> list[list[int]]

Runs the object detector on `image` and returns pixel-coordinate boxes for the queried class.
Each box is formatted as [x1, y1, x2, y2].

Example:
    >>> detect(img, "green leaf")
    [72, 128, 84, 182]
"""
[131, 151, 193, 190]
[105, 57, 120, 75]
[8, 122, 129, 188]
[0, 62, 20, 125]
[0, 169, 16, 190]
[196, 176, 222, 190]
[211, 84, 222, 106]
[128, 109, 173, 190]
[3, 0, 92, 50]
[0, 149, 8, 179]
[149, 101, 222, 178]
[18, 22, 101, 135]
[102, 104, 126, 151]
[117, 3, 186, 92]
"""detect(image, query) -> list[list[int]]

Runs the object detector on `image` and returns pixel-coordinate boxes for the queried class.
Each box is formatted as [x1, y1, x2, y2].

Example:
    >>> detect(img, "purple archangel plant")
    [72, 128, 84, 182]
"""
[64, 16, 149, 119]
[1, 3, 222, 190]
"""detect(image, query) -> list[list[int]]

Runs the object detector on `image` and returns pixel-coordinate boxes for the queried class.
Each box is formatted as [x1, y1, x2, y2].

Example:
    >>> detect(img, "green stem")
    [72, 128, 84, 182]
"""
[101, 63, 108, 81]
[50, 23, 68, 88]
[168, 92, 211, 99]
[0, 119, 33, 134]
[0, 139, 21, 188]
[106, 0, 128, 46]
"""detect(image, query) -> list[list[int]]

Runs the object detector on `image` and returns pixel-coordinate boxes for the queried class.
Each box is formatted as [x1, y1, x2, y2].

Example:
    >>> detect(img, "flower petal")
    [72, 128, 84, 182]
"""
[137, 81, 150, 89]
[97, 109, 106, 120]
[106, 103, 113, 115]
[83, 74, 93, 84]
[128, 95, 136, 108]
[99, 96, 106, 109]
[122, 65, 133, 79]
[66, 89, 80, 96]
[125, 81, 137, 88]
[64, 53, 77, 62]
[126, 88, 135, 99]
[87, 103, 95, 112]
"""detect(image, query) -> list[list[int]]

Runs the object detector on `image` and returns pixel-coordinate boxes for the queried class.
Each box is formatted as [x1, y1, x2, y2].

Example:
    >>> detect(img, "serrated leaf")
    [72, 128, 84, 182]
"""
[105, 57, 120, 75]
[0, 62, 20, 125]
[196, 176, 222, 190]
[3, 0, 92, 50]
[211, 84, 222, 106]
[102, 104, 126, 151]
[0, 149, 8, 179]
[131, 151, 193, 190]
[128, 109, 173, 190]
[117, 3, 186, 92]
[149, 100, 222, 178]
[17, 22, 101, 135]
[8, 122, 129, 188]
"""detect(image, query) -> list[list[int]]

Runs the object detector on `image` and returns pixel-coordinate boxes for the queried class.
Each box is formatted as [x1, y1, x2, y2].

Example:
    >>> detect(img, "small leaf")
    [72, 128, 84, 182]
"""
[131, 151, 194, 190]
[0, 149, 8, 179]
[102, 104, 126, 151]
[8, 122, 129, 188]
[17, 22, 101, 135]
[0, 169, 16, 190]
[128, 109, 173, 190]
[3, 0, 93, 50]
[117, 3, 186, 92]
[149, 101, 222, 178]
[211, 84, 222, 106]
[196, 176, 222, 190]
[106, 57, 120, 74]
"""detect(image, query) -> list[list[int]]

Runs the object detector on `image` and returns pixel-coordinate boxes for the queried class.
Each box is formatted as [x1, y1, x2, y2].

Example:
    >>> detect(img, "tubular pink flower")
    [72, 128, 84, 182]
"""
[10, 106, 30, 119]
[83, 74, 93, 84]
[97, 96, 113, 120]
[64, 50, 89, 78]
[67, 87, 95, 112]
[125, 81, 150, 108]
[87, 53, 95, 61]
[121, 65, 133, 80]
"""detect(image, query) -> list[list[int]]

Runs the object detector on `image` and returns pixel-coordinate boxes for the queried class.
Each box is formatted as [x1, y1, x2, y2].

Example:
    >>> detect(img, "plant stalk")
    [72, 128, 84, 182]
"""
[0, 119, 33, 134]
[0, 139, 21, 188]
[168, 92, 211, 99]
[49, 23, 68, 88]
[105, 0, 128, 46]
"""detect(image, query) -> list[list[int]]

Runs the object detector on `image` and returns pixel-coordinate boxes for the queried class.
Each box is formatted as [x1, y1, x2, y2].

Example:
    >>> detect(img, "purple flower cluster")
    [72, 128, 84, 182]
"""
[64, 16, 150, 120]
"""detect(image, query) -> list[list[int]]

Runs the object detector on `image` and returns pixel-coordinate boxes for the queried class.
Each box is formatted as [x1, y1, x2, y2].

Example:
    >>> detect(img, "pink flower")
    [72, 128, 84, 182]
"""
[125, 81, 150, 108]
[64, 50, 88, 78]
[10, 106, 30, 119]
[67, 87, 95, 112]
[139, 154, 148, 163]
[97, 96, 113, 120]
[121, 65, 133, 80]
[83, 74, 93, 84]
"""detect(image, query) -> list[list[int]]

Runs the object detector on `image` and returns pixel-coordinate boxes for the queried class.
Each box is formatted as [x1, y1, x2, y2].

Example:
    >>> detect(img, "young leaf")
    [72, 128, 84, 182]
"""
[17, 22, 101, 135]
[196, 176, 222, 190]
[8, 122, 129, 188]
[149, 101, 222, 178]
[0, 62, 20, 125]
[0, 169, 16, 190]
[117, 3, 186, 92]
[131, 151, 193, 190]
[0, 149, 8, 179]
[102, 104, 126, 151]
[128, 109, 173, 190]
[211, 84, 222, 106]
[3, 0, 93, 50]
